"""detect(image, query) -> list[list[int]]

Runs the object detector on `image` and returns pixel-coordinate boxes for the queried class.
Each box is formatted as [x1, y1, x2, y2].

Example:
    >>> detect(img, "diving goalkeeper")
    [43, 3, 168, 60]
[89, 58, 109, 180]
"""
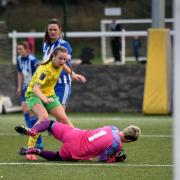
[15, 120, 140, 163]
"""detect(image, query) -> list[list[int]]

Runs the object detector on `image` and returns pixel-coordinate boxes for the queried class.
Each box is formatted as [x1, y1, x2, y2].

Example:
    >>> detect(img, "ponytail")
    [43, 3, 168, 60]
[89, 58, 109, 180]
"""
[37, 46, 68, 67]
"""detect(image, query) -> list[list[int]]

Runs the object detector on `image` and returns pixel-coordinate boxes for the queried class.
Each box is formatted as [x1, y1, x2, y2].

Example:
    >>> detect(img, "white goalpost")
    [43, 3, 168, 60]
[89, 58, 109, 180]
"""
[174, 0, 180, 179]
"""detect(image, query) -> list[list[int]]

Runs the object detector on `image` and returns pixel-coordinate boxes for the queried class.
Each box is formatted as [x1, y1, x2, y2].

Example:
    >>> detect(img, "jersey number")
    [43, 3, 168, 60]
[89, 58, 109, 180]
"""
[88, 130, 107, 142]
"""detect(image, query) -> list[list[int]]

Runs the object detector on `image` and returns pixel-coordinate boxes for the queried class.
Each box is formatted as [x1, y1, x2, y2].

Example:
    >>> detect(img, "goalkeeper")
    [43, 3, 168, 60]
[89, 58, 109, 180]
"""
[15, 120, 140, 163]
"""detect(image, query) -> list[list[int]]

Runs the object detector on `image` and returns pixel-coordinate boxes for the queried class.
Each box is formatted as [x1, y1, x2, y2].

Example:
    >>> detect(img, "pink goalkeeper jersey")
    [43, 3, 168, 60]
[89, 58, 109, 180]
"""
[51, 122, 122, 161]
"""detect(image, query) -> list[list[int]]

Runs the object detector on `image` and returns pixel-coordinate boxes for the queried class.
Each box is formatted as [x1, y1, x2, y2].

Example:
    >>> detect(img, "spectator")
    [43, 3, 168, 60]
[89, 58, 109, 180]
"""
[27, 29, 35, 54]
[132, 36, 141, 64]
[110, 19, 122, 64]
[80, 47, 94, 64]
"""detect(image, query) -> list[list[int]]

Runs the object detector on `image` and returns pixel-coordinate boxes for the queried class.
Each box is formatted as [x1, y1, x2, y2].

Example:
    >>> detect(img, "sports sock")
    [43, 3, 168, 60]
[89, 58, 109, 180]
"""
[29, 116, 43, 149]
[29, 115, 38, 128]
[27, 133, 40, 148]
[33, 119, 51, 133]
[36, 135, 44, 149]
[38, 150, 62, 161]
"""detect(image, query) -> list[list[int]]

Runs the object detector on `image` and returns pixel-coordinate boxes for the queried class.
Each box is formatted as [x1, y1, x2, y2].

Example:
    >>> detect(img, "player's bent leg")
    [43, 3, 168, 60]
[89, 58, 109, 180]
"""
[50, 105, 74, 127]
[15, 125, 37, 136]
[15, 120, 52, 137]
[19, 147, 62, 161]
[15, 103, 50, 136]
[19, 147, 41, 155]
[32, 103, 49, 121]
[38, 151, 63, 161]
[33, 120, 51, 132]
[44, 95, 73, 127]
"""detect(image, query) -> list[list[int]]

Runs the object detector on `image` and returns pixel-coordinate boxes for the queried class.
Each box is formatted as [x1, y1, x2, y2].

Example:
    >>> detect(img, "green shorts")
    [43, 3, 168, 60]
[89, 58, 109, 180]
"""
[25, 92, 61, 112]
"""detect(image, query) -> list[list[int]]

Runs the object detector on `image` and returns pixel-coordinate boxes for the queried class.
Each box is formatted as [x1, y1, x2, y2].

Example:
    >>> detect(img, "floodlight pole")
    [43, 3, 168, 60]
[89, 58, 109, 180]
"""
[151, 0, 165, 28]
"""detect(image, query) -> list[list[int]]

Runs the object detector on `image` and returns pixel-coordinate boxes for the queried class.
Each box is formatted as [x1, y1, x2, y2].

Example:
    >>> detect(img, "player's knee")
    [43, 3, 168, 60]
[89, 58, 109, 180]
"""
[38, 113, 49, 121]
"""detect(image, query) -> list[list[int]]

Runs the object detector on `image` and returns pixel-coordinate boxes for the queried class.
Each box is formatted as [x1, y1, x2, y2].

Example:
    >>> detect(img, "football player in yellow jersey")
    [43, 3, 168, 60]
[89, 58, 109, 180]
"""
[24, 46, 86, 157]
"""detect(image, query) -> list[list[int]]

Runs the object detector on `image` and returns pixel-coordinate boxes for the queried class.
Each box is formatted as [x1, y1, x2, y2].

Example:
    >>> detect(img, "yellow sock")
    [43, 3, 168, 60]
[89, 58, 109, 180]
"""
[27, 133, 40, 148]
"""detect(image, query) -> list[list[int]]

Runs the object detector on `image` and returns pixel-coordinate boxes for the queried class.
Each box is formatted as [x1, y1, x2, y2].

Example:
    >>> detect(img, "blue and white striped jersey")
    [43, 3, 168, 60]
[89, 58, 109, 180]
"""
[42, 38, 72, 85]
[16, 54, 38, 88]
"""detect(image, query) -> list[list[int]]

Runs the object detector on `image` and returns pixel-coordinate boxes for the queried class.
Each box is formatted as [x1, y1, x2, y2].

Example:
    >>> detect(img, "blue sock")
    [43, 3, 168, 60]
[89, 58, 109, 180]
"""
[30, 116, 44, 149]
[36, 136, 44, 149]
[24, 112, 31, 128]
[29, 115, 38, 127]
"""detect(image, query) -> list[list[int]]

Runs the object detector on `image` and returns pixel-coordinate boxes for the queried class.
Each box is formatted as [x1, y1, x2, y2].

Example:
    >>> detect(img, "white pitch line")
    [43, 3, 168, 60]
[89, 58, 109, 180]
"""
[141, 135, 172, 138]
[0, 162, 173, 167]
[70, 117, 172, 121]
[0, 116, 172, 122]
[0, 133, 172, 138]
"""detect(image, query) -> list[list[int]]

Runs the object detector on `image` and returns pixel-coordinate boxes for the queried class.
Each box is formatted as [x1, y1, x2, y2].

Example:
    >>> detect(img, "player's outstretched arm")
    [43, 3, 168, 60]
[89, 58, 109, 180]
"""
[63, 64, 87, 83]
[71, 72, 87, 83]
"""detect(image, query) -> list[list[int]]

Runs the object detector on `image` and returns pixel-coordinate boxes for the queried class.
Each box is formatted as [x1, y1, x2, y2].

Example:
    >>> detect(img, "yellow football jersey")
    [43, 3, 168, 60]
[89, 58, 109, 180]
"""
[26, 61, 63, 97]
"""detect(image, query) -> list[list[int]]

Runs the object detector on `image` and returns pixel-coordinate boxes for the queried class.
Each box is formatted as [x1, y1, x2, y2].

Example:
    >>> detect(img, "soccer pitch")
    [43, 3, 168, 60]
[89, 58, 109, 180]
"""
[0, 112, 172, 180]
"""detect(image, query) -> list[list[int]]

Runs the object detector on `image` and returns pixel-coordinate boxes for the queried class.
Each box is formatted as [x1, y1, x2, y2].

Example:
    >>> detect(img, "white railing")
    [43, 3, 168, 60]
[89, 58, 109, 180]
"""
[101, 18, 174, 25]
[100, 18, 174, 64]
[8, 30, 148, 64]
[8, 18, 174, 64]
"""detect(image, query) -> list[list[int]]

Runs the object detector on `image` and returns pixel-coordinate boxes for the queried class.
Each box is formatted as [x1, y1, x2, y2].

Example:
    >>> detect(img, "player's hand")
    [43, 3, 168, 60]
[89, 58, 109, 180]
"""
[42, 97, 54, 104]
[72, 73, 87, 83]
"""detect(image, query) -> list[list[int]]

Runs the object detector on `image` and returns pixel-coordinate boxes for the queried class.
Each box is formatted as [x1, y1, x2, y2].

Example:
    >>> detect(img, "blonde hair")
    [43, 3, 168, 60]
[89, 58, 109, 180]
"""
[122, 125, 141, 141]
[39, 46, 68, 66]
